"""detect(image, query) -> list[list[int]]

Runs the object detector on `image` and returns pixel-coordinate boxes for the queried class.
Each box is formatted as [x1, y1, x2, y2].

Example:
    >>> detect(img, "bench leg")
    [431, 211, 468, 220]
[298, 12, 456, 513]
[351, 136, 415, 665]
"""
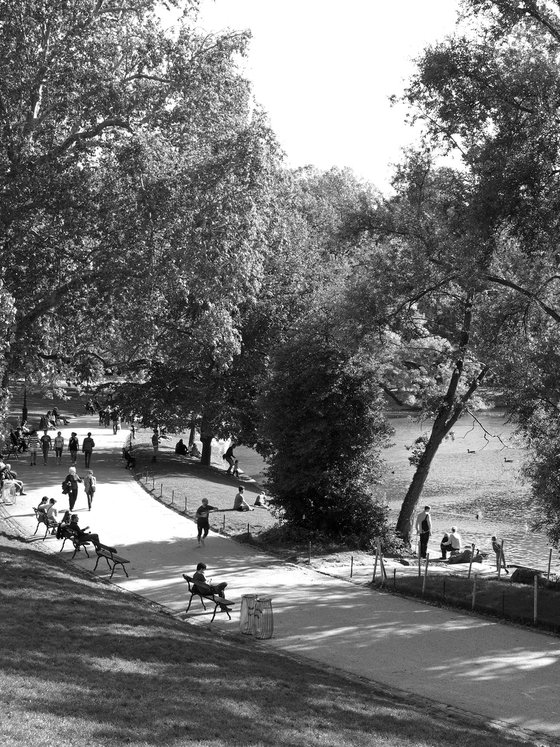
[93, 556, 101, 572]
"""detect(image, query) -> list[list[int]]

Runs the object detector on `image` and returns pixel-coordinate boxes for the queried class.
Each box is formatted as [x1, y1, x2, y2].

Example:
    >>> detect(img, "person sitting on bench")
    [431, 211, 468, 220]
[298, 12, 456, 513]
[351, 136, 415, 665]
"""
[193, 562, 227, 598]
[3, 464, 26, 495]
[67, 514, 100, 546]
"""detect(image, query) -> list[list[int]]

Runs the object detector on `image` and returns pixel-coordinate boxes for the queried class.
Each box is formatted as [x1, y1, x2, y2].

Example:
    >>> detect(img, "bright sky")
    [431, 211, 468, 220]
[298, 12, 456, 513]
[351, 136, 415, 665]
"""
[194, 0, 461, 191]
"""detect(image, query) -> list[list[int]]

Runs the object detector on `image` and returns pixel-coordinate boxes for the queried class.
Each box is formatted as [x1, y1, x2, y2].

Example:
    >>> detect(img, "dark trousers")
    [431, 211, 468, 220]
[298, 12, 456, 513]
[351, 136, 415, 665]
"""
[419, 531, 430, 559]
[197, 519, 209, 541]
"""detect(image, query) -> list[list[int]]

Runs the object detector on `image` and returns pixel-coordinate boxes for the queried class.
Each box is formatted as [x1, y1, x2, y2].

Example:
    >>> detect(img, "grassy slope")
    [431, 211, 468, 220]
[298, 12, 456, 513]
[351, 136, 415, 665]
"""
[0, 537, 535, 747]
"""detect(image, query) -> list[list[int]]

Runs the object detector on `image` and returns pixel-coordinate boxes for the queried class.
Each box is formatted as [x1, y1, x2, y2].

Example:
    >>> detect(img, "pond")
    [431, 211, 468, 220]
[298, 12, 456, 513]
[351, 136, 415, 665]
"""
[234, 410, 558, 573]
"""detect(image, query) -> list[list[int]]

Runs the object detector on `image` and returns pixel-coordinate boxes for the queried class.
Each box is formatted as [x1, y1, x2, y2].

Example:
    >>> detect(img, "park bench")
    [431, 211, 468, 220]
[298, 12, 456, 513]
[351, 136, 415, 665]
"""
[58, 525, 92, 558]
[182, 574, 235, 622]
[93, 543, 130, 579]
[33, 508, 57, 539]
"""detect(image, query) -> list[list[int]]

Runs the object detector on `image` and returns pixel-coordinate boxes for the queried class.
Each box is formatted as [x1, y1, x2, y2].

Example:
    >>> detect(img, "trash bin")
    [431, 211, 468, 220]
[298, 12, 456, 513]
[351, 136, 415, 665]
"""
[254, 596, 274, 640]
[239, 594, 258, 635]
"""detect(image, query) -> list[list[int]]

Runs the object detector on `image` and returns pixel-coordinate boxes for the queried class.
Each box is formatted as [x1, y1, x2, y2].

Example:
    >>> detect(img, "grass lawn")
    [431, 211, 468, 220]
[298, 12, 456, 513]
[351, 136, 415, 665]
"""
[0, 535, 536, 747]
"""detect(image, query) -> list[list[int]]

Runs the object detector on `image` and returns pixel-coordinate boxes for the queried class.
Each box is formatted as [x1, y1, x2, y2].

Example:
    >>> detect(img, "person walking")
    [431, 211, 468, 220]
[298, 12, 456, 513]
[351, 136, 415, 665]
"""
[63, 466, 82, 511]
[54, 431, 64, 465]
[68, 432, 79, 465]
[415, 505, 432, 559]
[223, 443, 235, 474]
[195, 497, 218, 547]
[82, 432, 95, 468]
[39, 430, 52, 466]
[83, 470, 97, 511]
[28, 430, 39, 466]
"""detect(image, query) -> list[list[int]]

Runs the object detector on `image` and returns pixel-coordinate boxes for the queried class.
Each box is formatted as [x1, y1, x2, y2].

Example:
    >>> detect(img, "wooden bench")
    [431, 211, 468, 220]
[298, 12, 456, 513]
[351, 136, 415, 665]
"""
[93, 543, 130, 579]
[33, 508, 58, 539]
[182, 574, 234, 622]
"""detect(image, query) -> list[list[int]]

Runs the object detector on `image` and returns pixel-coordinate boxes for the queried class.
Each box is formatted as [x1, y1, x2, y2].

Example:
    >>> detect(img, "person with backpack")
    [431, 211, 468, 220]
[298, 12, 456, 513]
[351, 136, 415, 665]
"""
[83, 469, 97, 511]
[63, 466, 82, 511]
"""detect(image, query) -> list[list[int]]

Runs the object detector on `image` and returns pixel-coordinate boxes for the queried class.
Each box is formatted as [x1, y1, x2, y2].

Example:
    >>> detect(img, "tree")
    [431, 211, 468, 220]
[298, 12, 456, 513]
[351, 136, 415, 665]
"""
[260, 315, 392, 547]
[394, 0, 560, 542]
[0, 0, 260, 404]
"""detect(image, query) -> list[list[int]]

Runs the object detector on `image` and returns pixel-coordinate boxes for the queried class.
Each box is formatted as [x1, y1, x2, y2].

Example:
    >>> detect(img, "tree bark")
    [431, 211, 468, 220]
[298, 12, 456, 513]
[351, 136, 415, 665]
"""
[200, 436, 213, 467]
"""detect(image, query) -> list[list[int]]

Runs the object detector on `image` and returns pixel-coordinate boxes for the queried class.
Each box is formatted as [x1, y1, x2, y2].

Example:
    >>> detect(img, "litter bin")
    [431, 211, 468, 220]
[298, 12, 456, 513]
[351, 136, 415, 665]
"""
[239, 594, 258, 635]
[254, 596, 274, 640]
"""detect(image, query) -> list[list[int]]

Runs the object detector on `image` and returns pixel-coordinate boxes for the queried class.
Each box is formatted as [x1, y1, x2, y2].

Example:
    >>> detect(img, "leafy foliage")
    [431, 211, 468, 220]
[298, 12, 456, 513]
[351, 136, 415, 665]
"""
[260, 323, 392, 547]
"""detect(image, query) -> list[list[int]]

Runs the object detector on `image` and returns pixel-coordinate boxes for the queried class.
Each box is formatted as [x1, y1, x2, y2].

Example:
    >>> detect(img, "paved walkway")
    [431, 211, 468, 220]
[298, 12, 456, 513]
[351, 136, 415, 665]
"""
[3, 411, 560, 745]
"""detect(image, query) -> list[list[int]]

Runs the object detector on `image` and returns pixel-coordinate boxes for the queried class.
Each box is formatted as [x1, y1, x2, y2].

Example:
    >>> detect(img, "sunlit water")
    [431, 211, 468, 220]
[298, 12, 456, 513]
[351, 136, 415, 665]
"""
[235, 410, 558, 573]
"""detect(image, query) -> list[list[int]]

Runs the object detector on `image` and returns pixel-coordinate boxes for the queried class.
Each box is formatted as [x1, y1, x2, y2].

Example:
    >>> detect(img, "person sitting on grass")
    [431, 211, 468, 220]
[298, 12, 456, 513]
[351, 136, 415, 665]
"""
[233, 485, 253, 511]
[190, 442, 201, 458]
[440, 527, 461, 559]
[175, 439, 188, 456]
[192, 562, 227, 598]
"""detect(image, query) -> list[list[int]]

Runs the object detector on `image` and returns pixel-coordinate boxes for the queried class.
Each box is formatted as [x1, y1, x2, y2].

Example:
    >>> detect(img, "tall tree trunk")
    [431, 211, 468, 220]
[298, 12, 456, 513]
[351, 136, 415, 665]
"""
[200, 435, 213, 466]
[395, 293, 487, 542]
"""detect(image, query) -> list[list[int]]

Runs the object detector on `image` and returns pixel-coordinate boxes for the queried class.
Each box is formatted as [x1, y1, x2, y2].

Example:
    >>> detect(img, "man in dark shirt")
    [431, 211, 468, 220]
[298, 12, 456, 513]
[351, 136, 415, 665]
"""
[195, 498, 218, 546]
[192, 562, 227, 597]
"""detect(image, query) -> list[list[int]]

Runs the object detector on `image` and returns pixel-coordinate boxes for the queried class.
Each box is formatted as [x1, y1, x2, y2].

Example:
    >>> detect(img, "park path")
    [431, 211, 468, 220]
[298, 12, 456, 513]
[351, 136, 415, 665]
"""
[2, 410, 560, 745]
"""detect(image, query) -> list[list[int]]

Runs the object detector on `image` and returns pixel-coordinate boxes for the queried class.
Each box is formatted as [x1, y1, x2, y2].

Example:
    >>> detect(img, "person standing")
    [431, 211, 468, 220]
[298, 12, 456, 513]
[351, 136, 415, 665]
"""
[195, 498, 218, 546]
[82, 432, 95, 468]
[232, 459, 240, 479]
[83, 470, 97, 511]
[64, 466, 82, 511]
[151, 430, 160, 462]
[415, 505, 432, 559]
[54, 431, 64, 465]
[492, 536, 509, 574]
[39, 430, 52, 466]
[68, 432, 79, 465]
[28, 430, 39, 466]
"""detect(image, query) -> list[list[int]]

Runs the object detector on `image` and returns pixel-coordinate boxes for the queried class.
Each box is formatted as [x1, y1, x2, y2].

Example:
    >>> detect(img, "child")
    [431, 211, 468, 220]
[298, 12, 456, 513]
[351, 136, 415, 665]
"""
[232, 459, 240, 479]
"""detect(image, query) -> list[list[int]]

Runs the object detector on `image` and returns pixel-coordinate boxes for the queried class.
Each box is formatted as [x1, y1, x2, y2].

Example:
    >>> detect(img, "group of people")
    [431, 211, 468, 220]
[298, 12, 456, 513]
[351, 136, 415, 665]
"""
[415, 504, 508, 571]
[36, 499, 102, 546]
[26, 430, 96, 468]
[194, 487, 268, 545]
[174, 438, 201, 458]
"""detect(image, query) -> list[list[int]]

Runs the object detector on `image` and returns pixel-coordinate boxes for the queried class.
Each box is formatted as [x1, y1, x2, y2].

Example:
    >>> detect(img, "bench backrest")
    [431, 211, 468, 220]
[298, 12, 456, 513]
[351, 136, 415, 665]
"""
[183, 574, 213, 597]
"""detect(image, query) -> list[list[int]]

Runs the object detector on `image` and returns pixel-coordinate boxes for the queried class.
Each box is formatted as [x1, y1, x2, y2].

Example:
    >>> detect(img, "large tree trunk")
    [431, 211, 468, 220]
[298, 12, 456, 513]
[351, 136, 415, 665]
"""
[200, 435, 213, 466]
[396, 415, 458, 541]
[395, 293, 488, 542]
